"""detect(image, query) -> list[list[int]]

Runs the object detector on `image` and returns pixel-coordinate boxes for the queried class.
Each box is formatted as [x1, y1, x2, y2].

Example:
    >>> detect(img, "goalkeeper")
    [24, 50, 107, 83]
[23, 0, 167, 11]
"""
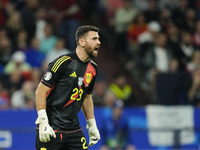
[35, 25, 101, 150]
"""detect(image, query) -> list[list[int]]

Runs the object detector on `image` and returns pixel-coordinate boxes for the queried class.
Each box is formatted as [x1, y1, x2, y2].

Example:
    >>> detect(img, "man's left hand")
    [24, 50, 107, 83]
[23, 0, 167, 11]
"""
[86, 118, 100, 146]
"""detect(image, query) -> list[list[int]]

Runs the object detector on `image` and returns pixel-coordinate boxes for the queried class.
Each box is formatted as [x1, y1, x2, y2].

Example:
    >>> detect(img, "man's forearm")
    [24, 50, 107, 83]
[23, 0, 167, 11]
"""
[35, 91, 47, 111]
[35, 83, 50, 111]
[82, 94, 95, 120]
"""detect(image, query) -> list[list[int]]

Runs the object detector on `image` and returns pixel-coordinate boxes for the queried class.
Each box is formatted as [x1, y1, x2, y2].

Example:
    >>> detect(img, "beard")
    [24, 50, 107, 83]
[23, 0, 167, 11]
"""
[84, 44, 98, 58]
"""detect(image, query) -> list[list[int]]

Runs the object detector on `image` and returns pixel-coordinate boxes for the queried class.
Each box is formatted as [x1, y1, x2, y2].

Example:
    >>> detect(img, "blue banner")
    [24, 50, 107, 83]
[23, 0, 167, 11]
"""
[0, 107, 200, 150]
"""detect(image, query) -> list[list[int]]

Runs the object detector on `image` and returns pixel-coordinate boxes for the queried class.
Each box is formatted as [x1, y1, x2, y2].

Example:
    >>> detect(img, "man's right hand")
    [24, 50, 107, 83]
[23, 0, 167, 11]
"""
[35, 109, 56, 142]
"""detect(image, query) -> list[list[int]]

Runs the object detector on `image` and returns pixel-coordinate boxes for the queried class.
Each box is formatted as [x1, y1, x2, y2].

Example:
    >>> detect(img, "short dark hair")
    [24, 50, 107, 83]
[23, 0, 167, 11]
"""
[75, 25, 100, 45]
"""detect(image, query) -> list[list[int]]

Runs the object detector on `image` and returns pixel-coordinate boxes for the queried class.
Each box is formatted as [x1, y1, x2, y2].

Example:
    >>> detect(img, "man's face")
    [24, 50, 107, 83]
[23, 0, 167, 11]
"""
[182, 32, 192, 44]
[113, 107, 123, 119]
[83, 31, 101, 58]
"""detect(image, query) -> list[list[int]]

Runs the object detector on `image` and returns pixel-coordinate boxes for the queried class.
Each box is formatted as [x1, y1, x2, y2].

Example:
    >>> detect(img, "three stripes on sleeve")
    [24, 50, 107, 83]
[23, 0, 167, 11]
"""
[51, 56, 71, 73]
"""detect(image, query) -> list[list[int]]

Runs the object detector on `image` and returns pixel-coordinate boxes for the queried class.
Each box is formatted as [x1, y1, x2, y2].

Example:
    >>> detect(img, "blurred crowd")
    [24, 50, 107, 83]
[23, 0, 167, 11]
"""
[92, 0, 200, 108]
[0, 0, 200, 110]
[0, 0, 82, 110]
[0, 0, 136, 111]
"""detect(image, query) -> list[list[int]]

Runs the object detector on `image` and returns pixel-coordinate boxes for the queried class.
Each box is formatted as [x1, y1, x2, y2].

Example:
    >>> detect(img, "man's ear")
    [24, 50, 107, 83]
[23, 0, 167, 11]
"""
[79, 38, 85, 47]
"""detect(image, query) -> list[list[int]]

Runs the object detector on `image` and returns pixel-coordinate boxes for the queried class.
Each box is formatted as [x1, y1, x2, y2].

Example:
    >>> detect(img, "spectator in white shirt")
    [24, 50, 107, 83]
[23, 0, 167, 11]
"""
[46, 38, 70, 63]
[35, 7, 47, 40]
[11, 80, 35, 110]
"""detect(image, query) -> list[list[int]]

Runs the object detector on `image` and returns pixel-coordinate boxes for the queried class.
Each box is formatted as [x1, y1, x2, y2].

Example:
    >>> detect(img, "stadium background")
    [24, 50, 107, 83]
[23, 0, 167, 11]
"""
[1, 0, 200, 149]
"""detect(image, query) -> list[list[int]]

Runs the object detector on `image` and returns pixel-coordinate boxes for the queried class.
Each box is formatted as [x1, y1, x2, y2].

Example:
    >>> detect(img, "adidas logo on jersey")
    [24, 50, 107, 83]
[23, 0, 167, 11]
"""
[70, 71, 77, 77]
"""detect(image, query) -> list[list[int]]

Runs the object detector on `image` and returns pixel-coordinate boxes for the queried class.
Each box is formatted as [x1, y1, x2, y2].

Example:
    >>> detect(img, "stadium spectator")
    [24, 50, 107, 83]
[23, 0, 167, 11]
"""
[183, 8, 197, 34]
[168, 58, 179, 73]
[0, 82, 10, 110]
[144, 0, 160, 23]
[137, 21, 161, 61]
[172, 0, 188, 29]
[114, 0, 139, 32]
[4, 51, 31, 75]
[166, 23, 180, 51]
[158, 9, 172, 32]
[20, 0, 38, 42]
[6, 11, 23, 44]
[126, 21, 161, 73]
[186, 50, 200, 72]
[158, 0, 178, 11]
[39, 23, 58, 55]
[0, 36, 13, 66]
[35, 7, 47, 41]
[24, 37, 45, 68]
[0, 28, 8, 39]
[2, 69, 24, 97]
[138, 21, 161, 44]
[133, 0, 149, 12]
[79, 0, 103, 24]
[46, 38, 70, 63]
[101, 90, 117, 119]
[14, 30, 28, 51]
[144, 32, 173, 73]
[106, 0, 123, 18]
[11, 80, 35, 109]
[143, 32, 174, 94]
[29, 67, 42, 90]
[195, 0, 200, 20]
[100, 100, 135, 150]
[49, 0, 82, 51]
[192, 20, 200, 48]
[109, 73, 134, 106]
[104, 0, 123, 28]
[0, 1, 6, 27]
[114, 0, 139, 57]
[127, 13, 147, 46]
[174, 30, 195, 71]
[187, 68, 200, 106]
[92, 72, 109, 106]
[4, 2, 16, 16]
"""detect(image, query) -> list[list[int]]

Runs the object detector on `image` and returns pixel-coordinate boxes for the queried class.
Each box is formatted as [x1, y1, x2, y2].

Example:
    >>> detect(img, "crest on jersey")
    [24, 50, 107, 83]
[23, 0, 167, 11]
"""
[86, 73, 92, 84]
[78, 77, 84, 86]
[44, 72, 52, 81]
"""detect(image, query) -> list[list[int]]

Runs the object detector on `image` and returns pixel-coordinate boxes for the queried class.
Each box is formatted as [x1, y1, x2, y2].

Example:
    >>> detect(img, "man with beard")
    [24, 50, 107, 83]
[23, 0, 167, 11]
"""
[35, 25, 101, 150]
